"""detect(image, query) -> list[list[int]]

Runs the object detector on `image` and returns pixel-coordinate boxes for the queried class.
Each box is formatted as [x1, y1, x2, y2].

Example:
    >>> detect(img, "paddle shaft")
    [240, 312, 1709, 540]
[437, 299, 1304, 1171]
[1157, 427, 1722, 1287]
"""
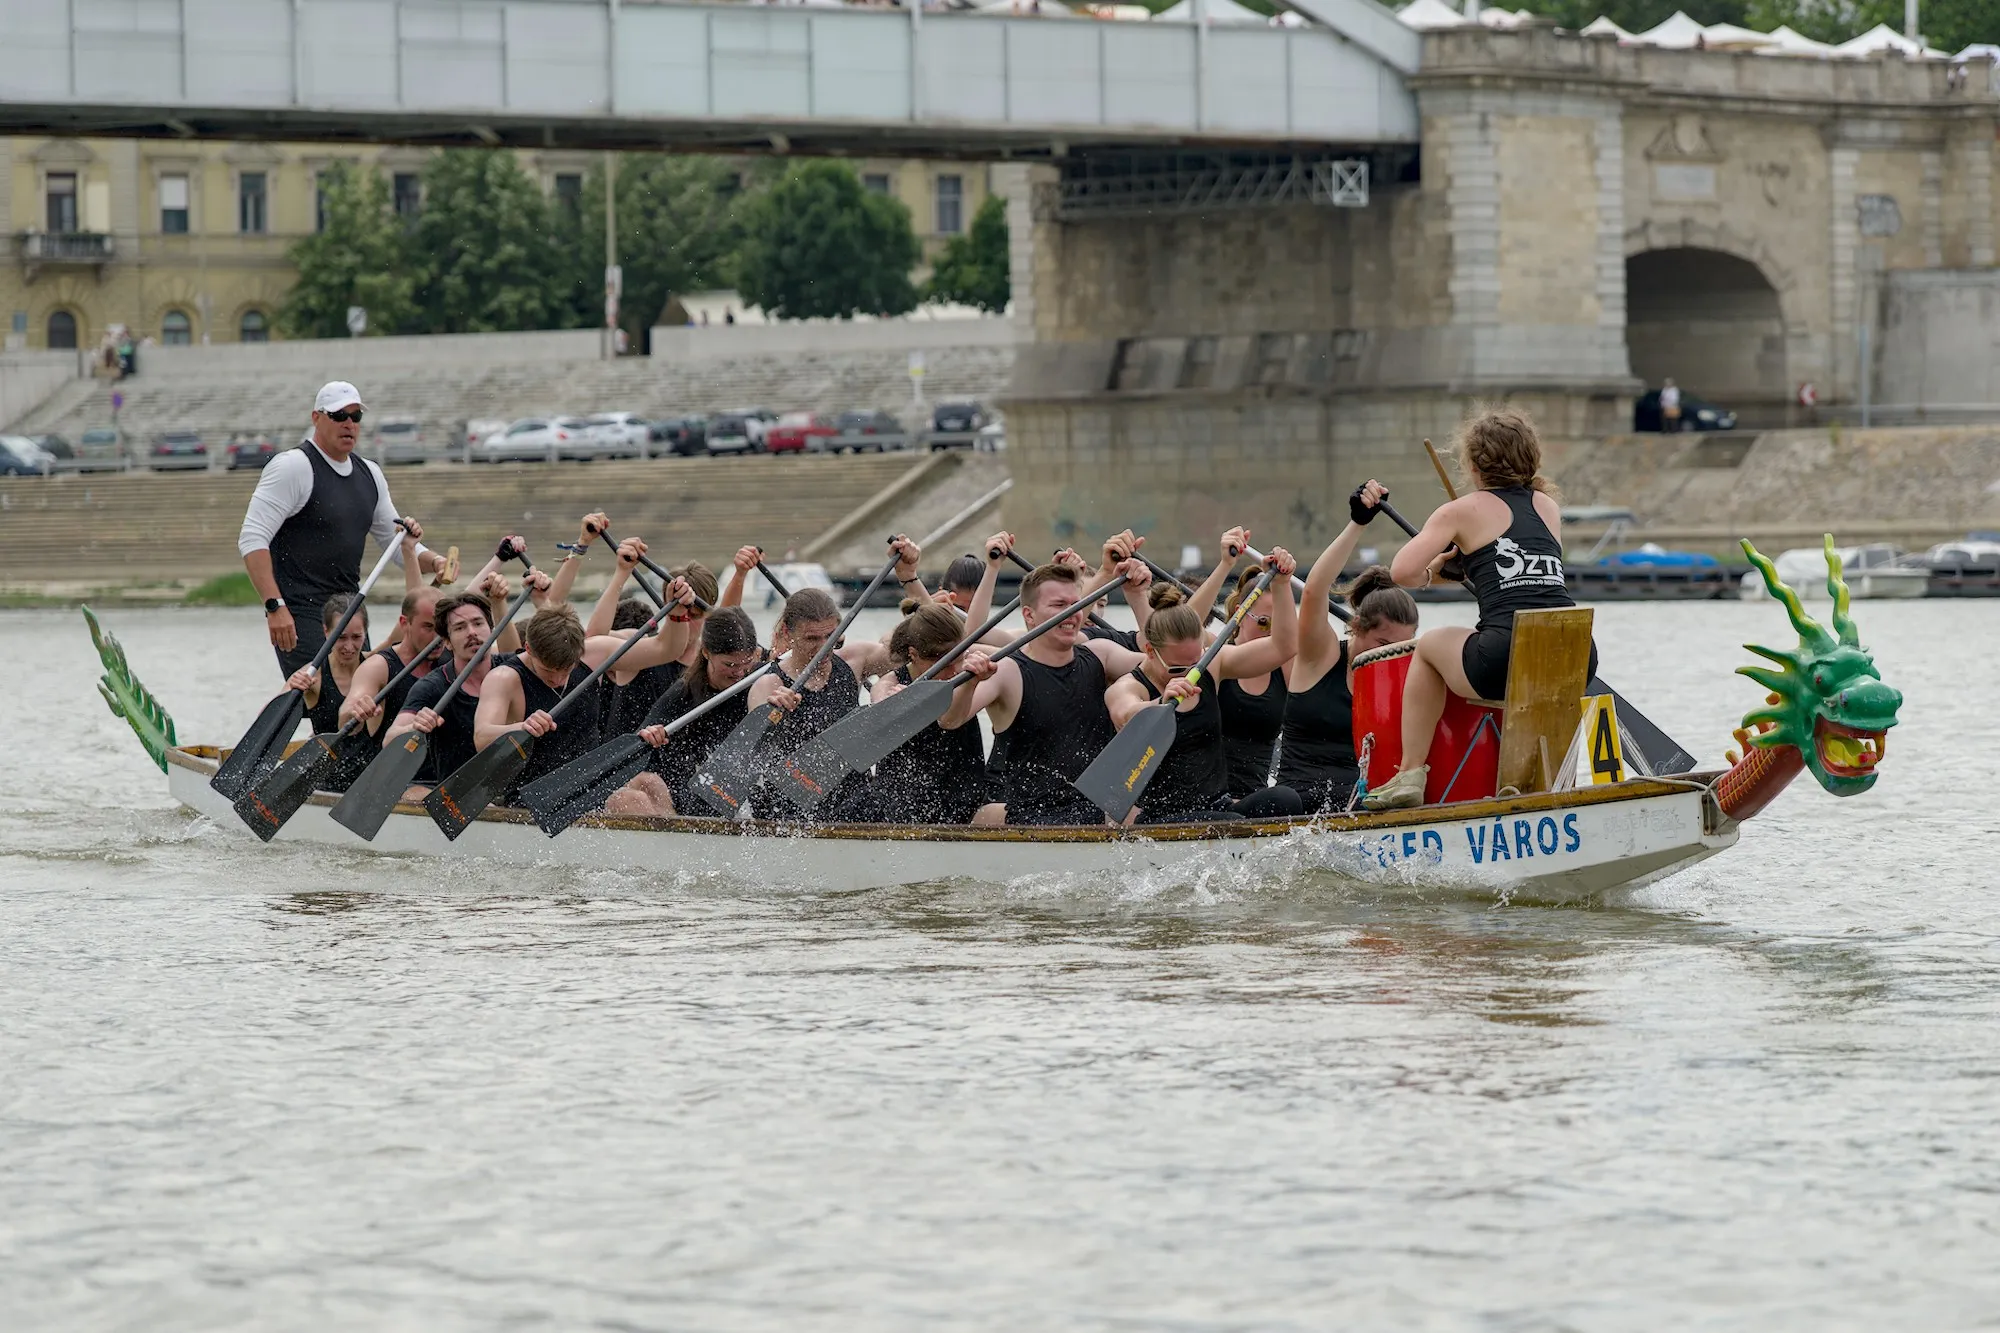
[661, 661, 777, 737]
[1004, 549, 1117, 633]
[1168, 561, 1281, 695]
[1424, 438, 1457, 499]
[755, 556, 793, 600]
[766, 545, 904, 705]
[1238, 543, 1351, 624]
[326, 635, 450, 741]
[297, 519, 411, 680]
[1134, 555, 1227, 626]
[913, 595, 1022, 684]
[935, 567, 1137, 691]
[591, 527, 718, 617]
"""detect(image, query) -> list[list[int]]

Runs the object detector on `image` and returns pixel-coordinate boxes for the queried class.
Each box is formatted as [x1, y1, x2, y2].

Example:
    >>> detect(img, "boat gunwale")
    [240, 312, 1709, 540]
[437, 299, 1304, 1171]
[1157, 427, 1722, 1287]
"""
[170, 745, 1722, 846]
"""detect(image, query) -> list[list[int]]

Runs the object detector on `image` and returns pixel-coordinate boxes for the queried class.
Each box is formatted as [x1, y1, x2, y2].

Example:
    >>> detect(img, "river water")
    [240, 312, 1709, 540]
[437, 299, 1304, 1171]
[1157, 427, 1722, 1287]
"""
[3, 599, 1995, 1329]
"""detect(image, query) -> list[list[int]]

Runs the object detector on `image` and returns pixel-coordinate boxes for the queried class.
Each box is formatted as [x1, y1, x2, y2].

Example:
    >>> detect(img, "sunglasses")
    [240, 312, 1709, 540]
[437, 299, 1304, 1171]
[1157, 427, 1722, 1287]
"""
[1165, 664, 1198, 677]
[1251, 615, 1271, 629]
[322, 407, 364, 423]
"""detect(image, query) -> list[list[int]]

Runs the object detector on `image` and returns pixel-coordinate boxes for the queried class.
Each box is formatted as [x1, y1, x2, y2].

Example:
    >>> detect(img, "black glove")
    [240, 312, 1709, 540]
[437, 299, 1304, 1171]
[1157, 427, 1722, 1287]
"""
[1440, 551, 1468, 583]
[1349, 484, 1381, 526]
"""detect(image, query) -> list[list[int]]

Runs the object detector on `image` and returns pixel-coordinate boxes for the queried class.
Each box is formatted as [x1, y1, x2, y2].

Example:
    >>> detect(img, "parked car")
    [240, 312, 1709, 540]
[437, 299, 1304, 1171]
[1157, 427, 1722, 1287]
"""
[462, 418, 508, 460]
[976, 419, 1006, 451]
[0, 434, 56, 476]
[471, 418, 578, 463]
[374, 417, 428, 465]
[730, 408, 778, 448]
[832, 410, 907, 453]
[1907, 539, 2000, 570]
[583, 411, 652, 460]
[28, 433, 74, 462]
[705, 412, 762, 455]
[927, 401, 988, 450]
[73, 427, 126, 472]
[148, 430, 210, 471]
[1634, 390, 1738, 432]
[225, 432, 280, 470]
[767, 412, 837, 454]
[653, 416, 708, 457]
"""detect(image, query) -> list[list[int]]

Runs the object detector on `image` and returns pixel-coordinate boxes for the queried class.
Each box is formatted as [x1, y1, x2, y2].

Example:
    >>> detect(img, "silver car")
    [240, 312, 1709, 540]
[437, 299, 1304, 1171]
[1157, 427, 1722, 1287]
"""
[582, 412, 651, 460]
[374, 418, 429, 465]
[74, 426, 127, 472]
[473, 418, 580, 464]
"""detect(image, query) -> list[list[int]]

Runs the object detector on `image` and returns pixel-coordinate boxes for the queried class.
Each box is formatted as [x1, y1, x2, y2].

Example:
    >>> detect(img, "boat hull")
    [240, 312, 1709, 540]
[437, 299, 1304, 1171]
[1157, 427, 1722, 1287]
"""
[166, 748, 1736, 904]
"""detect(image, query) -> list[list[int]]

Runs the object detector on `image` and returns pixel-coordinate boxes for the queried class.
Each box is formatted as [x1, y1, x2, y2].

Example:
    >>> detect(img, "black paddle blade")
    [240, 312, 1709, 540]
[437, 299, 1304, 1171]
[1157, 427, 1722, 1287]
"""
[693, 708, 777, 815]
[829, 679, 955, 772]
[770, 735, 852, 813]
[1073, 704, 1180, 823]
[424, 730, 535, 841]
[518, 733, 650, 837]
[210, 690, 305, 800]
[1588, 677, 1697, 776]
[330, 730, 431, 841]
[232, 733, 339, 842]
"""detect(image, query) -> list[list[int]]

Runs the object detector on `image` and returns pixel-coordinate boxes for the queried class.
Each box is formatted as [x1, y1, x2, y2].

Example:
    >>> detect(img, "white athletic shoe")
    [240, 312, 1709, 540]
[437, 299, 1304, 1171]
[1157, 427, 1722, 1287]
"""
[1362, 766, 1429, 811]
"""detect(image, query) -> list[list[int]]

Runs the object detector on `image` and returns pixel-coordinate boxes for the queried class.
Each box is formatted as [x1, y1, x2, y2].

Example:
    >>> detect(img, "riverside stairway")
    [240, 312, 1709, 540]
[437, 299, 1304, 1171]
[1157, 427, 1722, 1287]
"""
[0, 453, 926, 593]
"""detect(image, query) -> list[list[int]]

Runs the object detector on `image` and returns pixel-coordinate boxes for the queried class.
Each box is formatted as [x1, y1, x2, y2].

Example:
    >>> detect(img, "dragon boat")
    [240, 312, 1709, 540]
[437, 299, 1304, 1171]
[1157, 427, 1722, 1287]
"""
[87, 540, 1901, 904]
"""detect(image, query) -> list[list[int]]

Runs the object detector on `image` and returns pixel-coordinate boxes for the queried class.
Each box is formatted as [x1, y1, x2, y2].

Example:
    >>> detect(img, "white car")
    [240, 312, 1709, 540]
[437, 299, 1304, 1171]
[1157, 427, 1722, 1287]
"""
[0, 434, 56, 476]
[473, 417, 582, 463]
[582, 411, 651, 460]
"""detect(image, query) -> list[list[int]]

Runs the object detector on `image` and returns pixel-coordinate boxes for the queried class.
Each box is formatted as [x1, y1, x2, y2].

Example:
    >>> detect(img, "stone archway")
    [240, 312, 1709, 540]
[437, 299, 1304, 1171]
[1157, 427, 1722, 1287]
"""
[1625, 247, 1788, 408]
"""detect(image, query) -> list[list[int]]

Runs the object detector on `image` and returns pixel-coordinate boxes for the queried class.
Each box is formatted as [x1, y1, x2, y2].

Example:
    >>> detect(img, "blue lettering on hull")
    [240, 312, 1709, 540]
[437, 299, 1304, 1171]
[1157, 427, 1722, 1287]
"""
[1464, 813, 1586, 865]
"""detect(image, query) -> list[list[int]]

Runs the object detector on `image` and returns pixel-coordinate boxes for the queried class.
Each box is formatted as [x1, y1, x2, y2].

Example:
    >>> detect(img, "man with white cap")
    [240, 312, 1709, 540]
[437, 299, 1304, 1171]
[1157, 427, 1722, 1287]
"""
[238, 380, 443, 675]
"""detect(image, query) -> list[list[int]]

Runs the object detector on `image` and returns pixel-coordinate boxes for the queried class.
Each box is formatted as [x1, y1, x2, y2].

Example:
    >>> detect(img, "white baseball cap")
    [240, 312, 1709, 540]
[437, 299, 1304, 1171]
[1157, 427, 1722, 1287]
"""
[314, 381, 365, 413]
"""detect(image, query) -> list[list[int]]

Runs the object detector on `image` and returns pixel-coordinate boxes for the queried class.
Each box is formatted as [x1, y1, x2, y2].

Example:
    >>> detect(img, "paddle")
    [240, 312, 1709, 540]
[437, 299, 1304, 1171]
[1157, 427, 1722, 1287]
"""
[515, 661, 780, 836]
[328, 541, 536, 841]
[769, 565, 1138, 813]
[424, 585, 695, 840]
[774, 588, 1029, 812]
[1396, 454, 1697, 775]
[230, 635, 449, 841]
[692, 543, 905, 816]
[1238, 542, 1352, 624]
[211, 520, 413, 800]
[756, 552, 794, 601]
[1134, 555, 1226, 626]
[1072, 559, 1284, 822]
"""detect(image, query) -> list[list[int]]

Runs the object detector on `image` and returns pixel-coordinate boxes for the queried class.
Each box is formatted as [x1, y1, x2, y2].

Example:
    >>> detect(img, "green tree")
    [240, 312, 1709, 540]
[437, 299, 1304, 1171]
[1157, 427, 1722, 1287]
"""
[557, 155, 748, 339]
[278, 163, 415, 340]
[734, 161, 920, 320]
[923, 194, 1010, 313]
[409, 150, 573, 334]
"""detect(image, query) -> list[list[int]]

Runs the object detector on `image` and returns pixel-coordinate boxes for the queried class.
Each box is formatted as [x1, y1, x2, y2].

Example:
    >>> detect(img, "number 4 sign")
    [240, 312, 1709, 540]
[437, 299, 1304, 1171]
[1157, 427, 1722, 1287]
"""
[1580, 693, 1624, 785]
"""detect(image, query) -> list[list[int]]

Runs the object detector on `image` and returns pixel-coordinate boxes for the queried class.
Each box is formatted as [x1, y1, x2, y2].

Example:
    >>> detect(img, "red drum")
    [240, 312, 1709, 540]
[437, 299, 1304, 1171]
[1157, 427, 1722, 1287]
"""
[1350, 640, 1503, 805]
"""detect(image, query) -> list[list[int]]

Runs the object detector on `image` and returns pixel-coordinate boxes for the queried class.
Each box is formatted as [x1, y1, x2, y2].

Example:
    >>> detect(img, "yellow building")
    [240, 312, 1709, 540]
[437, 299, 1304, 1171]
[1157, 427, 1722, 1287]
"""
[1, 137, 992, 351]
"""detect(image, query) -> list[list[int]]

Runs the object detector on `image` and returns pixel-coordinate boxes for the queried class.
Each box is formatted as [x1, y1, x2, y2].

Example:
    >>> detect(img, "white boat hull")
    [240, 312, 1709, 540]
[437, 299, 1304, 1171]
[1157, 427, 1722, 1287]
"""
[168, 749, 1737, 904]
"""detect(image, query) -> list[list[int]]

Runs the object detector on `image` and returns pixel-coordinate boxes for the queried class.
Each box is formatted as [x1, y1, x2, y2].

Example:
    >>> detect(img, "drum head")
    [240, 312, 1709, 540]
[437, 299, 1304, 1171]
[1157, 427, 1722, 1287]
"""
[1351, 639, 1417, 670]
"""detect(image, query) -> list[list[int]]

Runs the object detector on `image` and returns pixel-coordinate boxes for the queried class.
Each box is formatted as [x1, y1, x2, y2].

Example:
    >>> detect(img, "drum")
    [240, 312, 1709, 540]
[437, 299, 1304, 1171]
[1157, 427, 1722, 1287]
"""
[1349, 640, 1503, 805]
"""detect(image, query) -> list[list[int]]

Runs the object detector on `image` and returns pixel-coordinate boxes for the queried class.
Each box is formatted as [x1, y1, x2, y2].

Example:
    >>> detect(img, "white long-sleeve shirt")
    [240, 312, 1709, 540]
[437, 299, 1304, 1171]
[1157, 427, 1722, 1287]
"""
[237, 438, 428, 566]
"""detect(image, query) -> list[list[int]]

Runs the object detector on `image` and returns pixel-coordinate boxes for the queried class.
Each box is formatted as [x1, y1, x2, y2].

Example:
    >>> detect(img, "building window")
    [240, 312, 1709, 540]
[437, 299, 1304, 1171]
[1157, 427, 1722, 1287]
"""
[46, 173, 78, 233]
[239, 310, 269, 343]
[935, 174, 963, 235]
[554, 173, 583, 219]
[160, 173, 190, 234]
[47, 310, 78, 350]
[863, 173, 892, 197]
[393, 172, 421, 222]
[239, 172, 267, 234]
[161, 310, 193, 346]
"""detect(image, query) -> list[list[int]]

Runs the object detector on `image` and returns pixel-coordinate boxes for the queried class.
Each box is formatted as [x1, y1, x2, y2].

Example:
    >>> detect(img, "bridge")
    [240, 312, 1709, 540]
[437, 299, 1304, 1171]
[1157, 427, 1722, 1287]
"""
[0, 0, 1416, 160]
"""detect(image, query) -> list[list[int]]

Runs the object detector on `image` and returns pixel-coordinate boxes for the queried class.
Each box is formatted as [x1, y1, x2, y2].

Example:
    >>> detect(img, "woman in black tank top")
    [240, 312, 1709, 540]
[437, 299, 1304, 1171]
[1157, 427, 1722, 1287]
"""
[833, 604, 986, 824]
[1363, 410, 1596, 810]
[1102, 564, 1306, 825]
[283, 595, 370, 789]
[1276, 484, 1422, 813]
[1208, 555, 1290, 795]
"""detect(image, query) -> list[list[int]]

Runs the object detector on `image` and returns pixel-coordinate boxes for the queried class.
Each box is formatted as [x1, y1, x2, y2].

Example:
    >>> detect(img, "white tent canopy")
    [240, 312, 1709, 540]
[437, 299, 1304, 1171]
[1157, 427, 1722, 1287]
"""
[1395, 0, 1468, 31]
[1633, 10, 1706, 49]
[1762, 25, 1838, 57]
[1157, 0, 1266, 22]
[1835, 23, 1945, 58]
[1577, 15, 1631, 39]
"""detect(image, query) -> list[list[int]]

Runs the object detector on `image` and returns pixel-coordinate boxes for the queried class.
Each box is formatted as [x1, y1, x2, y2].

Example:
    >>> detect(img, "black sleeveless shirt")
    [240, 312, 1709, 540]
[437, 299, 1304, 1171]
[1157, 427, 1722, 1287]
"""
[1003, 649, 1114, 824]
[642, 670, 748, 805]
[495, 652, 600, 793]
[371, 644, 437, 747]
[1219, 671, 1287, 795]
[1131, 668, 1227, 823]
[269, 444, 380, 609]
[856, 665, 987, 824]
[1276, 641, 1356, 812]
[765, 655, 859, 758]
[598, 661, 682, 739]
[1463, 486, 1575, 634]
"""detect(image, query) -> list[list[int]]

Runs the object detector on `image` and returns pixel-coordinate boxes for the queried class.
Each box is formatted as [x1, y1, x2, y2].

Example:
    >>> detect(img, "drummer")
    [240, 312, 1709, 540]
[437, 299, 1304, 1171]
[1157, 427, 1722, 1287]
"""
[1364, 409, 1595, 810]
[1274, 482, 1419, 813]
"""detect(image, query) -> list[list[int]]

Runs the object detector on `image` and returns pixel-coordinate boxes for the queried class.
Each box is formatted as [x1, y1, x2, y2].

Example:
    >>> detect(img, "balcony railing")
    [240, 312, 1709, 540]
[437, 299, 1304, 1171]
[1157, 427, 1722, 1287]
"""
[17, 231, 116, 263]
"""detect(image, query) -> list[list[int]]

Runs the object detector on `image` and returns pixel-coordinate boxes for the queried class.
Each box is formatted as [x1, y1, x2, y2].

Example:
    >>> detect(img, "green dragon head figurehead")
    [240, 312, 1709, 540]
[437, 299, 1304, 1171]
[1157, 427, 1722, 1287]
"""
[1738, 537, 1903, 796]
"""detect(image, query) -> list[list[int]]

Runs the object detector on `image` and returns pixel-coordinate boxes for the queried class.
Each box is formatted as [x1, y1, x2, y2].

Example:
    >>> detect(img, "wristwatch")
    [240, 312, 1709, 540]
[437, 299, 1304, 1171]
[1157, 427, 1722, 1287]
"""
[264, 597, 287, 615]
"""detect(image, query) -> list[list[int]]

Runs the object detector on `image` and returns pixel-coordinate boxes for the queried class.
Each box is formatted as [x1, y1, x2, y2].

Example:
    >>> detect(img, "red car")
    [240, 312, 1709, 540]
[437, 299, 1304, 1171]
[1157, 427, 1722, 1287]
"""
[765, 412, 836, 454]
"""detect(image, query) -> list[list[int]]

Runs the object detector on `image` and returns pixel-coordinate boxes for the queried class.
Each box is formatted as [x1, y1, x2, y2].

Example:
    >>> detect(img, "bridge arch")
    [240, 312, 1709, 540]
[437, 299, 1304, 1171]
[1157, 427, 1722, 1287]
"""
[1624, 221, 1797, 410]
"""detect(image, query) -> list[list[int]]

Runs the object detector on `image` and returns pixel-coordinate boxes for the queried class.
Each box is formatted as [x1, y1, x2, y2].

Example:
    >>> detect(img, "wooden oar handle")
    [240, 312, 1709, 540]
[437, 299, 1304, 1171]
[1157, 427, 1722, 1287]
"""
[1424, 438, 1460, 500]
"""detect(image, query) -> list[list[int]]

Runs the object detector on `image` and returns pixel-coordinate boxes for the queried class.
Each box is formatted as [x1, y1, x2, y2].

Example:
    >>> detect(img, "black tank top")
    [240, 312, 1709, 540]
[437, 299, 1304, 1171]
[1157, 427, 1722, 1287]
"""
[1131, 668, 1227, 822]
[1003, 650, 1114, 823]
[598, 661, 682, 739]
[865, 665, 987, 824]
[1219, 671, 1287, 795]
[370, 645, 432, 747]
[305, 665, 348, 735]
[1276, 641, 1356, 807]
[642, 670, 747, 801]
[1463, 486, 1575, 635]
[269, 444, 380, 608]
[400, 662, 483, 784]
[496, 652, 600, 791]
[764, 654, 859, 758]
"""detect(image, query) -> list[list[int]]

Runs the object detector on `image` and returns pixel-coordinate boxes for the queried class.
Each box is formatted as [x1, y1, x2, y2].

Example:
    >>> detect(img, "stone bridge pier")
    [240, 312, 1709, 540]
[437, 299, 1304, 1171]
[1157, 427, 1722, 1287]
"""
[1000, 26, 1999, 562]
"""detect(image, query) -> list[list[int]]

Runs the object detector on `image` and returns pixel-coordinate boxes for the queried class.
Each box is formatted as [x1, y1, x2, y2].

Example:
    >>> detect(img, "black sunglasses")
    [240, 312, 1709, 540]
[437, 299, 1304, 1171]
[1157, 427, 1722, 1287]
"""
[322, 407, 364, 423]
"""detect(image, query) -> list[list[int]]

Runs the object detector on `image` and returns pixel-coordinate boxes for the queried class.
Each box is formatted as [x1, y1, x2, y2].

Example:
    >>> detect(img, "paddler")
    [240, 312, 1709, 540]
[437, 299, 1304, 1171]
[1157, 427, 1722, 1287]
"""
[942, 556, 1151, 826]
[237, 380, 445, 675]
[384, 584, 528, 801]
[1363, 409, 1596, 810]
[606, 608, 768, 818]
[829, 602, 988, 825]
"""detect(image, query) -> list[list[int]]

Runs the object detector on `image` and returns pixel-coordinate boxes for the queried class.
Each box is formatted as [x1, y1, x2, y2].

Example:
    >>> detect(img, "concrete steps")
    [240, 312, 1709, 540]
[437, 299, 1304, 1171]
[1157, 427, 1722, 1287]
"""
[0, 453, 923, 589]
